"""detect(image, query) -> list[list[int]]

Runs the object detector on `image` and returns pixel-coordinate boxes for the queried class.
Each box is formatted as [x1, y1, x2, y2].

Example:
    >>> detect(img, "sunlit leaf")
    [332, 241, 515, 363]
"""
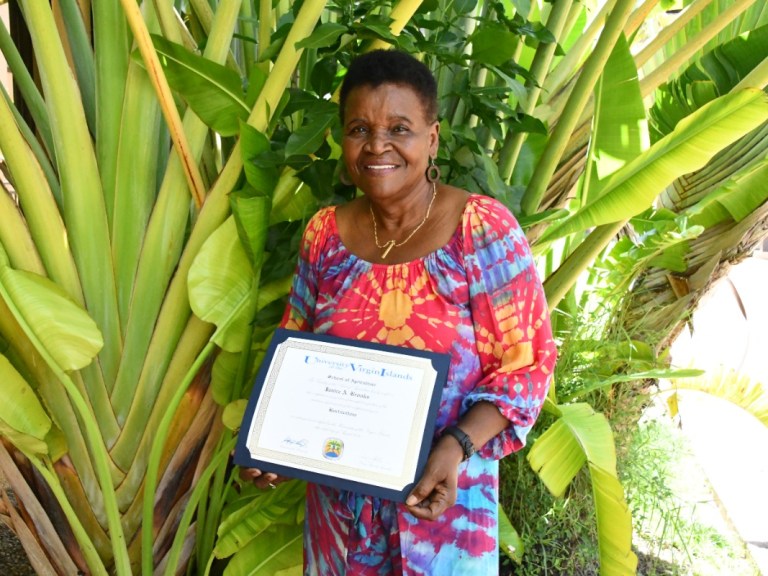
[498, 505, 524, 564]
[588, 34, 648, 201]
[527, 403, 616, 496]
[188, 218, 257, 353]
[0, 355, 51, 455]
[590, 464, 638, 575]
[224, 523, 303, 575]
[223, 399, 248, 431]
[0, 267, 103, 371]
[540, 89, 768, 241]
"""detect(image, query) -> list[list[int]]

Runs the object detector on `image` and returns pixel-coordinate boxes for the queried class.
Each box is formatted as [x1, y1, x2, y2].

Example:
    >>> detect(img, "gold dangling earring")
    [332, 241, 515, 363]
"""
[426, 156, 441, 183]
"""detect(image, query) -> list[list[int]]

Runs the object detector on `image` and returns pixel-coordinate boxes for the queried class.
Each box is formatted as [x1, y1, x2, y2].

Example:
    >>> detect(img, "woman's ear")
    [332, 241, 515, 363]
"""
[429, 120, 440, 157]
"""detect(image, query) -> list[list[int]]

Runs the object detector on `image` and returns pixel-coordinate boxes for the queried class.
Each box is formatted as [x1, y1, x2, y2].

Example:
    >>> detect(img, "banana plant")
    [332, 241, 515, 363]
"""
[0, 0, 327, 573]
[1, 1, 768, 575]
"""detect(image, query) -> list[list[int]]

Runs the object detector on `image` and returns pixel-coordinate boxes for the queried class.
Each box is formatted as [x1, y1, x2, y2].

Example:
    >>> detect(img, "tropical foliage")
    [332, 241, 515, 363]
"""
[0, 0, 766, 575]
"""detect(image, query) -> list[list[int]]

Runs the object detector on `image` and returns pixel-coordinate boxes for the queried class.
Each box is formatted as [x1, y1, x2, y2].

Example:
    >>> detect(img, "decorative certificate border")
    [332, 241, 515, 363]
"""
[234, 328, 450, 502]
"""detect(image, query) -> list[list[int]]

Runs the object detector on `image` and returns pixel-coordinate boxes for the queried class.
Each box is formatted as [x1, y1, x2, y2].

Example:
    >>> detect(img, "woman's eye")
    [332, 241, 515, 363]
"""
[349, 126, 367, 135]
[392, 125, 409, 133]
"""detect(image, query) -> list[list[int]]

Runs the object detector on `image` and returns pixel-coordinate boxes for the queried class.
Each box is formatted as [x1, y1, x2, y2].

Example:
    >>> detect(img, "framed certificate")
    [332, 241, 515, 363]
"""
[234, 328, 450, 502]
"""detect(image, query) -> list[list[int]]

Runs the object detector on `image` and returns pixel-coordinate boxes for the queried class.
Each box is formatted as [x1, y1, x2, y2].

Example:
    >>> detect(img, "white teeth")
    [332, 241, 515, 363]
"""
[367, 165, 396, 170]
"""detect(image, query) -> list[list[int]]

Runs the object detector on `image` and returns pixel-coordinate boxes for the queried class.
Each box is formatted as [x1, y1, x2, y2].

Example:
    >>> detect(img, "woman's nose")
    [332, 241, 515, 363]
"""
[363, 130, 391, 153]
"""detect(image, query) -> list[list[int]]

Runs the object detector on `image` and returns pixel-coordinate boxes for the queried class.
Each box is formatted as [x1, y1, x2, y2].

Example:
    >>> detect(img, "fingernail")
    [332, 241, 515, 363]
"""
[406, 495, 417, 506]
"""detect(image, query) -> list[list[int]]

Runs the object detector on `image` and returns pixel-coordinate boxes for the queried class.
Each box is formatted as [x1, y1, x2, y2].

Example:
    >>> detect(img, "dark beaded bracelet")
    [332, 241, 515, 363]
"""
[442, 425, 475, 461]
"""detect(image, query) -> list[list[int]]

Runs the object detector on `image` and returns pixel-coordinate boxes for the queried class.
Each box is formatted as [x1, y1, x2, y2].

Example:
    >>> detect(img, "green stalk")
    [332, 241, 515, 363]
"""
[111, 5, 163, 339]
[28, 456, 109, 576]
[0, 194, 44, 276]
[639, 0, 758, 98]
[0, 62, 119, 445]
[162, 436, 236, 576]
[633, 0, 715, 69]
[239, 0, 257, 77]
[115, 316, 214, 516]
[112, 0, 326, 471]
[499, 0, 575, 182]
[0, 287, 131, 575]
[257, 0, 273, 73]
[0, 85, 60, 207]
[20, 0, 123, 386]
[59, 0, 97, 134]
[92, 0, 130, 228]
[541, 0, 618, 102]
[624, 0, 661, 39]
[521, 0, 636, 215]
[369, 0, 423, 50]
[0, 17, 55, 160]
[141, 341, 216, 575]
[543, 222, 625, 310]
[119, 0, 207, 209]
[0, 83, 83, 305]
[153, 0, 184, 44]
[110, 0, 243, 463]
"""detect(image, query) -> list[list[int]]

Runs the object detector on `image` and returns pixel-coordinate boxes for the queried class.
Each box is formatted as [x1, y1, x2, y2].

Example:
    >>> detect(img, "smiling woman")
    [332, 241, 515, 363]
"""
[239, 49, 557, 576]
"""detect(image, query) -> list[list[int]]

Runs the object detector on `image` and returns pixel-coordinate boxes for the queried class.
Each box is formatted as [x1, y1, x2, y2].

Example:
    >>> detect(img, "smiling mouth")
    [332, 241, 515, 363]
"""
[365, 164, 397, 171]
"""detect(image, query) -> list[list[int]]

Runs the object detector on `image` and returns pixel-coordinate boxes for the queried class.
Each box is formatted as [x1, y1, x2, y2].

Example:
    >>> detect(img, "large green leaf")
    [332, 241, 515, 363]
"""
[686, 158, 768, 228]
[150, 35, 250, 136]
[216, 480, 305, 559]
[0, 355, 52, 456]
[295, 22, 347, 49]
[223, 523, 303, 576]
[590, 463, 638, 576]
[188, 217, 257, 352]
[528, 404, 636, 575]
[0, 266, 103, 371]
[587, 34, 648, 202]
[539, 89, 768, 242]
[527, 403, 616, 496]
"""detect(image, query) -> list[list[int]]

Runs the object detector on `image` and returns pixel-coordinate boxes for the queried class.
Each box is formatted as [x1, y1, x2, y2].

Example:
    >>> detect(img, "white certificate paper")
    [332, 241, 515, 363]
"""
[234, 329, 449, 501]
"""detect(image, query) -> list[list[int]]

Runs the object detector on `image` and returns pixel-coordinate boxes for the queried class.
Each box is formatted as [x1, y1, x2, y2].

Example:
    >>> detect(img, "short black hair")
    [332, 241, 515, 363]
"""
[339, 49, 438, 123]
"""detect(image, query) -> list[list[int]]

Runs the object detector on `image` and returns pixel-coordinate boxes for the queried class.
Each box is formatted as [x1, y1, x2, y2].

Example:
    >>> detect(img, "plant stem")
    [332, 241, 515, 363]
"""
[499, 0, 575, 182]
[639, 0, 757, 98]
[521, 0, 636, 216]
[141, 340, 217, 575]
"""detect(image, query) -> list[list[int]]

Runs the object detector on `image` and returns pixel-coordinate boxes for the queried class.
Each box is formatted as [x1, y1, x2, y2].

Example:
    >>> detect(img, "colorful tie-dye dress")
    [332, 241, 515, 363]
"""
[281, 194, 557, 575]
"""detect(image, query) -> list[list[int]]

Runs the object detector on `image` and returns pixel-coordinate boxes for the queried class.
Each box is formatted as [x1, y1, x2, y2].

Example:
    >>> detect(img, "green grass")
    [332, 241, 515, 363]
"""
[617, 396, 759, 576]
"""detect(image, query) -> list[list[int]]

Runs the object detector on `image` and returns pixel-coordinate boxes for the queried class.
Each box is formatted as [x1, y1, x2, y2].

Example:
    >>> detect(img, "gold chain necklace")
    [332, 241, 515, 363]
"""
[369, 182, 437, 259]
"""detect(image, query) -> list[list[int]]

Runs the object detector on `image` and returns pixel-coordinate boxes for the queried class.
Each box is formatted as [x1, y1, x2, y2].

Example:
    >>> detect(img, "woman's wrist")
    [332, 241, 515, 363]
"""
[442, 425, 476, 461]
[436, 432, 466, 465]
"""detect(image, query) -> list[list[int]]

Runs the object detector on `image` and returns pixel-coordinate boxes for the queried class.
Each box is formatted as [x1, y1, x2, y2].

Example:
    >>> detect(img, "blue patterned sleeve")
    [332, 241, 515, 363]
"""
[462, 197, 557, 459]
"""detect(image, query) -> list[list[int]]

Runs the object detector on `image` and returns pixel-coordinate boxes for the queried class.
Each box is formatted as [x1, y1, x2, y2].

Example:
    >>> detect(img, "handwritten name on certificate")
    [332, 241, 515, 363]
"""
[242, 334, 444, 493]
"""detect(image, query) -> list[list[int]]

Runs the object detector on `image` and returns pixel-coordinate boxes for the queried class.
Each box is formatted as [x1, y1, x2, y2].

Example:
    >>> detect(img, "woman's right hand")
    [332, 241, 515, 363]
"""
[238, 467, 289, 490]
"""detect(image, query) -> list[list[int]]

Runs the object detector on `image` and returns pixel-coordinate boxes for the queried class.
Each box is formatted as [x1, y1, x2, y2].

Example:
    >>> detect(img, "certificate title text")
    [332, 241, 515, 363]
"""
[304, 355, 414, 382]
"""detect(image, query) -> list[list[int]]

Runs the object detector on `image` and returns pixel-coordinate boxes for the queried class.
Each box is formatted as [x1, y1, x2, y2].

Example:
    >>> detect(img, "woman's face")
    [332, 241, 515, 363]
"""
[342, 83, 439, 204]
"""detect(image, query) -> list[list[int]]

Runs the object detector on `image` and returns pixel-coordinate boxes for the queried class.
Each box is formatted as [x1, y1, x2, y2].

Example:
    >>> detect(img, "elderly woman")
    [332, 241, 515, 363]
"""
[243, 49, 557, 574]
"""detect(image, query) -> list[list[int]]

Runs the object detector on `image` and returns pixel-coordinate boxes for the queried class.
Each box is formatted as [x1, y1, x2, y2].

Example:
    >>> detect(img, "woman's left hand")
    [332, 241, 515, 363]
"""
[404, 435, 464, 520]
